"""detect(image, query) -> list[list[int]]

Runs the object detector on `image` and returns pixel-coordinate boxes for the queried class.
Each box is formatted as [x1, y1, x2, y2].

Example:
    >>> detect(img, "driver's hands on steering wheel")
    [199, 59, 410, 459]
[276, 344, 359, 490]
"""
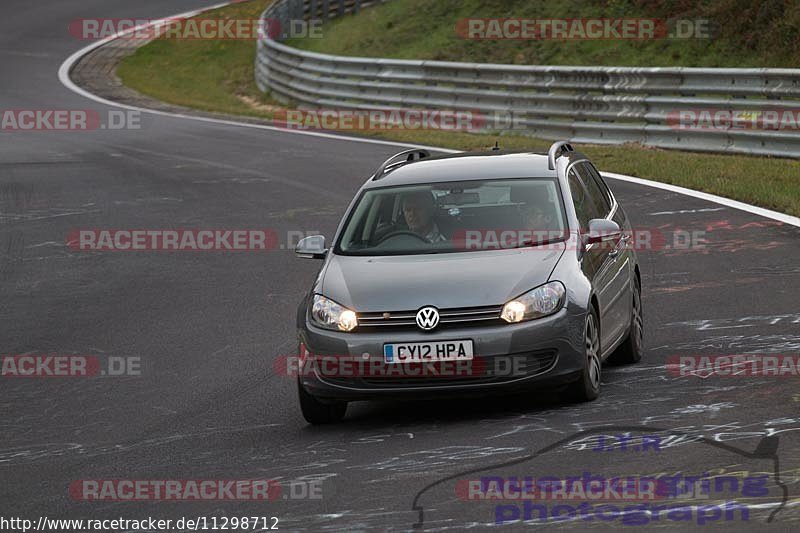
[374, 228, 430, 246]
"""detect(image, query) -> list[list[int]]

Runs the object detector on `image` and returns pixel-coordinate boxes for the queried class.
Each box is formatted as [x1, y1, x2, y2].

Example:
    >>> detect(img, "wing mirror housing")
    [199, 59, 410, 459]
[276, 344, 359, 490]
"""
[295, 235, 327, 259]
[585, 219, 621, 245]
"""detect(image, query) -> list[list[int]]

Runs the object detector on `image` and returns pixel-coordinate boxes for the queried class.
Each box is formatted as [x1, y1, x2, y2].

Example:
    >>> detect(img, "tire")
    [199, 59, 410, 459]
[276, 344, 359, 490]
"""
[563, 307, 601, 402]
[298, 380, 347, 424]
[609, 278, 643, 365]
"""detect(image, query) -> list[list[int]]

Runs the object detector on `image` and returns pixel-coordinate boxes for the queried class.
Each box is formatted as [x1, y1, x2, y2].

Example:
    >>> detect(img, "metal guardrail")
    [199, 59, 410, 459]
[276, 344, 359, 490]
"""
[256, 0, 800, 157]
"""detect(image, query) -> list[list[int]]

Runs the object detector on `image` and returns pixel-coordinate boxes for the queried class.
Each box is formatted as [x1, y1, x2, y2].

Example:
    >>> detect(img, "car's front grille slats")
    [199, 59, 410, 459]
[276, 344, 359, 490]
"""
[357, 320, 417, 327]
[357, 305, 503, 330]
[359, 314, 416, 321]
[439, 309, 500, 317]
[438, 315, 496, 324]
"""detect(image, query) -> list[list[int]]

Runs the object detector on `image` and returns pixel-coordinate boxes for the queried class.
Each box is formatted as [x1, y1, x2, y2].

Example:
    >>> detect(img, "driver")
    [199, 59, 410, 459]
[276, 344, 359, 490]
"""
[401, 190, 447, 243]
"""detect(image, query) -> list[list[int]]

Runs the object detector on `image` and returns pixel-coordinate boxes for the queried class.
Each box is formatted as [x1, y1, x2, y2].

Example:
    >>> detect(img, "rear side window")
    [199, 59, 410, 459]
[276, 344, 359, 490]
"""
[572, 164, 610, 220]
[567, 168, 592, 229]
[581, 162, 614, 212]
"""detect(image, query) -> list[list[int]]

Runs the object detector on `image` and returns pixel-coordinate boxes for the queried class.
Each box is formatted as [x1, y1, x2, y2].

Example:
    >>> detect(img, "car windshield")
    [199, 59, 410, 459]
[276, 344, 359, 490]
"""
[335, 178, 568, 256]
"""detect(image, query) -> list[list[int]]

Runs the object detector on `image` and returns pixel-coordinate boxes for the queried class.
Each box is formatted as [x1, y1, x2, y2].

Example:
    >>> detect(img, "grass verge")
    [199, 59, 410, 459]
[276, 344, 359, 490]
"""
[117, 0, 800, 217]
[288, 0, 800, 67]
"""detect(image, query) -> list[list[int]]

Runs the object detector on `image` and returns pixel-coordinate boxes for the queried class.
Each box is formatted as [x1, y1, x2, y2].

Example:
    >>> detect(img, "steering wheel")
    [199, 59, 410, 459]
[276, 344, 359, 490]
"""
[375, 229, 429, 245]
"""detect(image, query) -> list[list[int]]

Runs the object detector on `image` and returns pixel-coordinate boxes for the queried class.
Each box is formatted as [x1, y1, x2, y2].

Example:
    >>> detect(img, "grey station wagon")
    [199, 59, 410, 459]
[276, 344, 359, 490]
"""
[294, 142, 643, 423]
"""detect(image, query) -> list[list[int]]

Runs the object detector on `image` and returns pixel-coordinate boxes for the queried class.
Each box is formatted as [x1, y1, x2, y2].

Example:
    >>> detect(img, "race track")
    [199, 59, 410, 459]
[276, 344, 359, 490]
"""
[2, 1, 799, 531]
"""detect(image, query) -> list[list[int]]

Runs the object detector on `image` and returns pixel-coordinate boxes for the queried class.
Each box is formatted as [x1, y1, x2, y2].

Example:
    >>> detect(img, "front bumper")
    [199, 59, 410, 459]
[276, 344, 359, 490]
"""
[297, 305, 586, 401]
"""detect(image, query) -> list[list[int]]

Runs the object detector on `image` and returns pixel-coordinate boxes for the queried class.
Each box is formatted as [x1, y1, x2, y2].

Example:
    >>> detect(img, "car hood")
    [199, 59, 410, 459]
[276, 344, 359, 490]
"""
[321, 244, 565, 312]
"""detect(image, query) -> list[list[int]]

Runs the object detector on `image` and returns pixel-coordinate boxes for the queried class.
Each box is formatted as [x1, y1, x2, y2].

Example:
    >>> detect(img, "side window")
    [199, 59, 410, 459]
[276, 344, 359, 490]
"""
[575, 163, 611, 218]
[582, 162, 614, 212]
[567, 168, 592, 229]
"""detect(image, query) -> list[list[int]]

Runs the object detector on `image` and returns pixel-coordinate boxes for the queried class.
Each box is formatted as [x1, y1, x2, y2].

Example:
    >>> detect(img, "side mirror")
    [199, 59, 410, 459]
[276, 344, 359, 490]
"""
[295, 235, 327, 259]
[585, 219, 621, 245]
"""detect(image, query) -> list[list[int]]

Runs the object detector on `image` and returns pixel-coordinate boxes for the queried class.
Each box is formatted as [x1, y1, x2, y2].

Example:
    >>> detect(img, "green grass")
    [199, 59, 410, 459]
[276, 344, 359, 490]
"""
[117, 0, 277, 117]
[117, 0, 800, 217]
[290, 0, 800, 67]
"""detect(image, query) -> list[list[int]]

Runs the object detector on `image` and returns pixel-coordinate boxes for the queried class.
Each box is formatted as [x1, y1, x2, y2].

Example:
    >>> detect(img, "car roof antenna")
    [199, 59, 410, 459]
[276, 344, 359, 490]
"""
[492, 141, 500, 151]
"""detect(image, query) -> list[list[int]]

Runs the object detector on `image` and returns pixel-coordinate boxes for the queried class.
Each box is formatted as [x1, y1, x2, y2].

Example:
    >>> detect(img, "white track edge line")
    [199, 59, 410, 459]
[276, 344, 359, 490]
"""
[602, 172, 800, 228]
[56, 2, 800, 229]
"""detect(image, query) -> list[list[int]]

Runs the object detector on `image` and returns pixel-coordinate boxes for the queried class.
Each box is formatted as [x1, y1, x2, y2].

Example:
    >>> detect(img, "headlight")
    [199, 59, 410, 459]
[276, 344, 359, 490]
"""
[310, 294, 358, 332]
[501, 281, 565, 323]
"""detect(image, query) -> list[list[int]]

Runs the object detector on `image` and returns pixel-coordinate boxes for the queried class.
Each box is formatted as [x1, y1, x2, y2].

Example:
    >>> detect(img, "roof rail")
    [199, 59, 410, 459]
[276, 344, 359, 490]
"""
[372, 149, 430, 180]
[547, 141, 574, 170]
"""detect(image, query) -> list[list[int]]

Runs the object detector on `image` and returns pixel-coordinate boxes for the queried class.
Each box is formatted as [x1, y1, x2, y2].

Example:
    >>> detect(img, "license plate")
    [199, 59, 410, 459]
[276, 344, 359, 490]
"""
[383, 340, 473, 364]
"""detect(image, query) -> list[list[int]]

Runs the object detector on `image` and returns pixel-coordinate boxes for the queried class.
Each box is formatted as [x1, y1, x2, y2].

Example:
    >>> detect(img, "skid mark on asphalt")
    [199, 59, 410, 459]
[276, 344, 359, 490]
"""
[350, 433, 416, 444]
[190, 176, 272, 185]
[664, 314, 800, 331]
[25, 241, 64, 249]
[0, 208, 101, 223]
[649, 207, 727, 216]
[0, 424, 282, 465]
[663, 238, 786, 256]
[346, 446, 526, 474]
[111, 196, 184, 205]
[651, 334, 800, 353]
[263, 205, 343, 219]
[731, 264, 800, 276]
[648, 277, 764, 294]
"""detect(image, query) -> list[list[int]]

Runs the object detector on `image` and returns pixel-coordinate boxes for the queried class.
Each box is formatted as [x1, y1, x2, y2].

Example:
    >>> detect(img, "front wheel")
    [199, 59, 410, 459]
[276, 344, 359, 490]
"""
[609, 279, 643, 365]
[563, 308, 601, 402]
[298, 380, 347, 424]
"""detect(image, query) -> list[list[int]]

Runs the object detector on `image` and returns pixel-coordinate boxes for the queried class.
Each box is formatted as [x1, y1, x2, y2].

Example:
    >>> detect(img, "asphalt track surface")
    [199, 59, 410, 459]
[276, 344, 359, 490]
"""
[2, 1, 800, 531]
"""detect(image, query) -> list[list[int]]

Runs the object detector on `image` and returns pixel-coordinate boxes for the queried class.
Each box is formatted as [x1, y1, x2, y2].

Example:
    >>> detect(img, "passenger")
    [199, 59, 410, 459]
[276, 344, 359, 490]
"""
[514, 188, 561, 243]
[521, 198, 556, 232]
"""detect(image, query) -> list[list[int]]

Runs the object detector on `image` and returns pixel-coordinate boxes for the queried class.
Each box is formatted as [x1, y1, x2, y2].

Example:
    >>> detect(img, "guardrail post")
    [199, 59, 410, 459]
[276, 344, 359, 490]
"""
[353, 0, 360, 14]
[309, 0, 317, 20]
[321, 0, 329, 20]
[338, 0, 345, 16]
